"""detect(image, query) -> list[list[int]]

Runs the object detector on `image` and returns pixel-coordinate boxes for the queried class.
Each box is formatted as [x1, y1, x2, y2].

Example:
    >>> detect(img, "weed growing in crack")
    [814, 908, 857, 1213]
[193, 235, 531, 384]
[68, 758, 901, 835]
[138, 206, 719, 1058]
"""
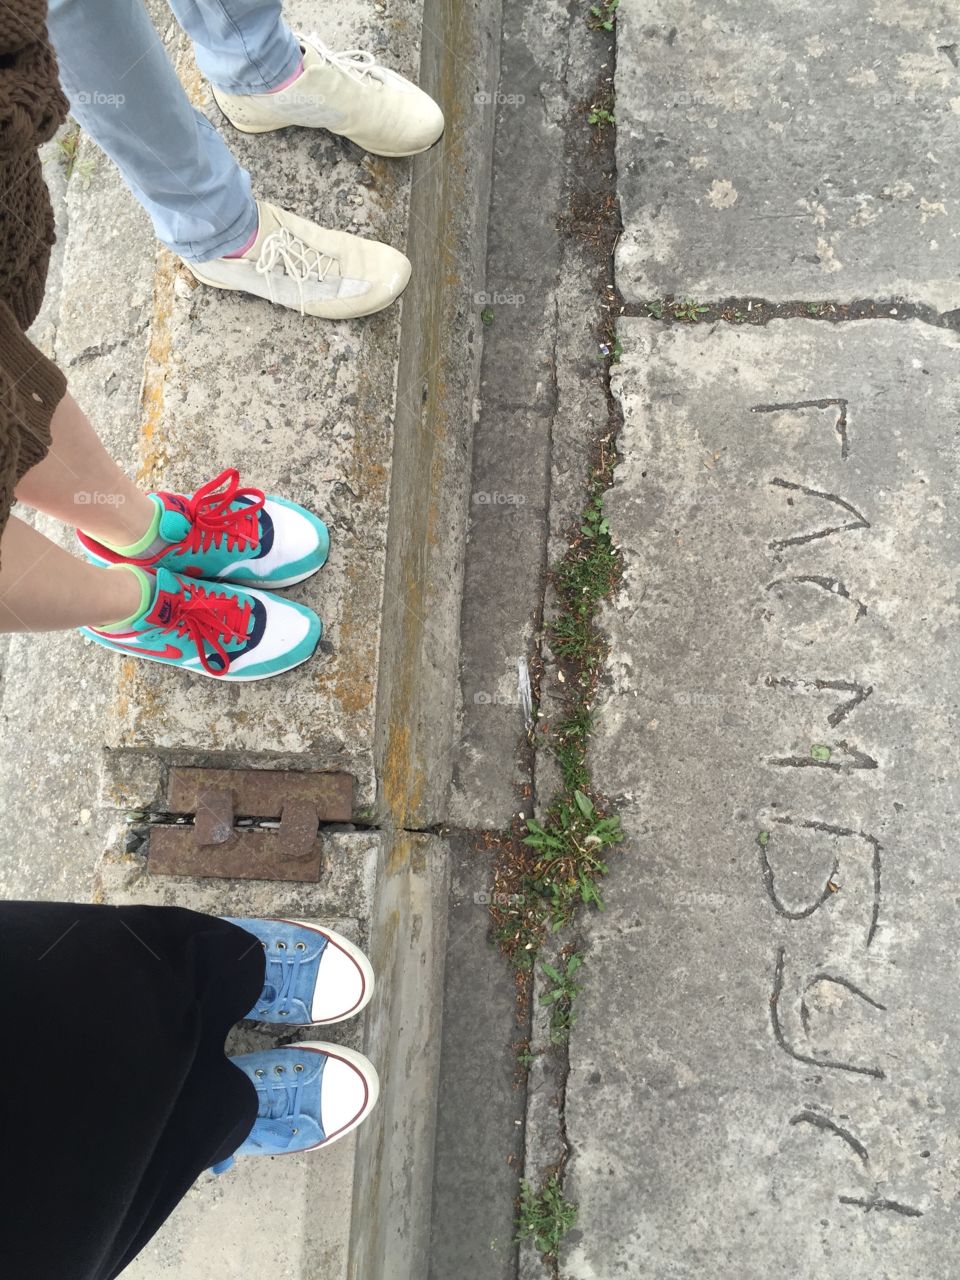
[673, 297, 710, 322]
[491, 472, 624, 967]
[516, 1175, 578, 1257]
[540, 952, 584, 1042]
[587, 0, 620, 31]
[551, 490, 620, 671]
[524, 792, 621, 927]
[639, 296, 927, 327]
[598, 325, 623, 363]
[54, 127, 96, 187]
[587, 103, 616, 128]
[643, 296, 712, 323]
[587, 84, 616, 131]
[516, 1041, 539, 1069]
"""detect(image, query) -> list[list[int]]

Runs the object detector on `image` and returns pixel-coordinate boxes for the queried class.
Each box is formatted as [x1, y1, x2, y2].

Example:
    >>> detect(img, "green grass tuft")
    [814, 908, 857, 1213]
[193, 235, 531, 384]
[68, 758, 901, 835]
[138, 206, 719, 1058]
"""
[516, 1175, 578, 1256]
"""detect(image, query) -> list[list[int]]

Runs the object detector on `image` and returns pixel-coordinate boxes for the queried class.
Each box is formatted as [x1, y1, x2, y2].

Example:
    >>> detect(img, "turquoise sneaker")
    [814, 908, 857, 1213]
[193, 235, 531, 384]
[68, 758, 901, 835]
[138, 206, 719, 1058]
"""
[212, 1043, 380, 1172]
[77, 468, 329, 589]
[225, 918, 375, 1025]
[80, 567, 322, 681]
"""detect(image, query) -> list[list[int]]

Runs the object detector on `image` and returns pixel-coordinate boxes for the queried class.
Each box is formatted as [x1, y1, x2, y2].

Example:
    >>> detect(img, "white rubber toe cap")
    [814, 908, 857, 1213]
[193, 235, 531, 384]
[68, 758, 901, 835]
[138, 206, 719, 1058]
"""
[309, 927, 374, 1022]
[313, 1044, 380, 1142]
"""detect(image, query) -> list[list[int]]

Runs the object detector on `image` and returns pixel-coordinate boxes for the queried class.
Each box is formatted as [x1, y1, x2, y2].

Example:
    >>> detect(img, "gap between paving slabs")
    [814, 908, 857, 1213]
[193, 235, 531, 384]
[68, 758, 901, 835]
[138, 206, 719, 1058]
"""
[626, 294, 960, 329]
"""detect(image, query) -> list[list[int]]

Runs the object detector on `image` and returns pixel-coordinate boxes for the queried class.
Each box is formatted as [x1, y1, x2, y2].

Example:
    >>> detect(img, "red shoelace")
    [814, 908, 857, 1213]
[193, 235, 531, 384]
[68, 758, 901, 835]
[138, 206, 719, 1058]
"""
[162, 580, 253, 676]
[158, 469, 266, 561]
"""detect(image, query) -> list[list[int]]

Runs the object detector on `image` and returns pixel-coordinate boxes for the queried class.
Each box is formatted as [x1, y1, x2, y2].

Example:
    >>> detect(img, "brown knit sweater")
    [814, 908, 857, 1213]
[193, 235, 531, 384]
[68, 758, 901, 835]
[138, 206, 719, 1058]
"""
[0, 2, 69, 557]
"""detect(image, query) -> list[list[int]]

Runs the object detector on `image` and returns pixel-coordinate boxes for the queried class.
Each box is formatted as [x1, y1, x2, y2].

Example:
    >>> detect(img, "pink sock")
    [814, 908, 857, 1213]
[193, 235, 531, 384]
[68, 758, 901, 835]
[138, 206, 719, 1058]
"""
[222, 55, 303, 261]
[267, 56, 304, 94]
[223, 224, 259, 259]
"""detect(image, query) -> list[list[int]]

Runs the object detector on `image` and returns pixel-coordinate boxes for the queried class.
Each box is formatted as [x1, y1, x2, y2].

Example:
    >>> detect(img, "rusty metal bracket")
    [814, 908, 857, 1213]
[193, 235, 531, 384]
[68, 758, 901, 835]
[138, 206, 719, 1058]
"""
[148, 768, 354, 882]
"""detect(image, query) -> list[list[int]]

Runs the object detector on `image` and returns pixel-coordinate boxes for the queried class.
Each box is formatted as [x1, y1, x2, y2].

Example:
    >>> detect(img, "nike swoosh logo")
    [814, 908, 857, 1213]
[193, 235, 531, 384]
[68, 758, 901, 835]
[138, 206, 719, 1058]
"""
[103, 640, 184, 661]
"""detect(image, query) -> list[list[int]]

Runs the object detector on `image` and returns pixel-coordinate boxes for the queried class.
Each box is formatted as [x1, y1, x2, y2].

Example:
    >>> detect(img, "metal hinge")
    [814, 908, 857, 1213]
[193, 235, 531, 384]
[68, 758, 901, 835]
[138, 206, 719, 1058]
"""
[147, 768, 354, 882]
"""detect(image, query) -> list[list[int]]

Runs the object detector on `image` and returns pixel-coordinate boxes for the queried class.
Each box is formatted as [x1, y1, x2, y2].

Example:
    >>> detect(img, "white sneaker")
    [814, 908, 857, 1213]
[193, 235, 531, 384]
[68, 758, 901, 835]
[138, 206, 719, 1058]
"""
[211, 33, 444, 157]
[188, 200, 411, 319]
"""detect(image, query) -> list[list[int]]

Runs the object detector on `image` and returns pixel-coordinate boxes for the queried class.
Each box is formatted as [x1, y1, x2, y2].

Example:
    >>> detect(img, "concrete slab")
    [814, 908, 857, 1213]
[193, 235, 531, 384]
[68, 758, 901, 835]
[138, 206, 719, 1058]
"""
[428, 834, 526, 1280]
[56, 12, 414, 805]
[447, 0, 565, 829]
[124, 1129, 358, 1280]
[616, 0, 960, 307]
[349, 831, 450, 1280]
[563, 317, 960, 1277]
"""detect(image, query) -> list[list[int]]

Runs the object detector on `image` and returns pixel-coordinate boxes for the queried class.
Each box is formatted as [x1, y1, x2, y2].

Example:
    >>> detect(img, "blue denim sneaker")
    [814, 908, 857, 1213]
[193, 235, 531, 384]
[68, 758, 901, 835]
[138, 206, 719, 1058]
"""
[225, 917, 374, 1025]
[212, 1044, 379, 1172]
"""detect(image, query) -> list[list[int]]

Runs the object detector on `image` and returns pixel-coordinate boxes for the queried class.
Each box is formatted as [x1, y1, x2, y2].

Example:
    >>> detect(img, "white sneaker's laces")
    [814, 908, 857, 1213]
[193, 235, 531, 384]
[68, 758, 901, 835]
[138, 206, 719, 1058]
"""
[305, 35, 385, 86]
[254, 227, 338, 314]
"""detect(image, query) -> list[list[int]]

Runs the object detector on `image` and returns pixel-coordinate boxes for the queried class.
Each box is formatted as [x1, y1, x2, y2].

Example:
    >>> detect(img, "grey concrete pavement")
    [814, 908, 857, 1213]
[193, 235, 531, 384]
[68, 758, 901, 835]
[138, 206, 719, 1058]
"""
[560, 0, 960, 1275]
[616, 0, 960, 308]
[565, 318, 960, 1276]
[428, 833, 525, 1280]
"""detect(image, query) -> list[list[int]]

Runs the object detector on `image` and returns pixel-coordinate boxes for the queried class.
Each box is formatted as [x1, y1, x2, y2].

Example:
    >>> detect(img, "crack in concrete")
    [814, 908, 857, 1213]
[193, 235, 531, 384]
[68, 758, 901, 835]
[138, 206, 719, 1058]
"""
[66, 321, 151, 368]
[622, 297, 960, 330]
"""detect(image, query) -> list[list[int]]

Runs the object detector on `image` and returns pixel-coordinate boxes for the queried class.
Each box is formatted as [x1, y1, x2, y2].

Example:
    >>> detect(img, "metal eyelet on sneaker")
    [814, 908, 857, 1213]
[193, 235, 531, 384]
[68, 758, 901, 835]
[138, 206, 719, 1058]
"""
[276, 940, 287, 950]
[274, 1065, 286, 1075]
[295, 941, 306, 951]
[294, 1063, 304, 1073]
[292, 1127, 300, 1135]
[278, 1009, 289, 1016]
[255, 1068, 265, 1078]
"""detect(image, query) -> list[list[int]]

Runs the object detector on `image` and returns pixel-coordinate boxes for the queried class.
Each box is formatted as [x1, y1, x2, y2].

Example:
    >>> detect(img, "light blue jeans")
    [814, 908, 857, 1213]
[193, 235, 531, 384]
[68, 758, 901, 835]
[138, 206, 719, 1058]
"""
[47, 0, 303, 261]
